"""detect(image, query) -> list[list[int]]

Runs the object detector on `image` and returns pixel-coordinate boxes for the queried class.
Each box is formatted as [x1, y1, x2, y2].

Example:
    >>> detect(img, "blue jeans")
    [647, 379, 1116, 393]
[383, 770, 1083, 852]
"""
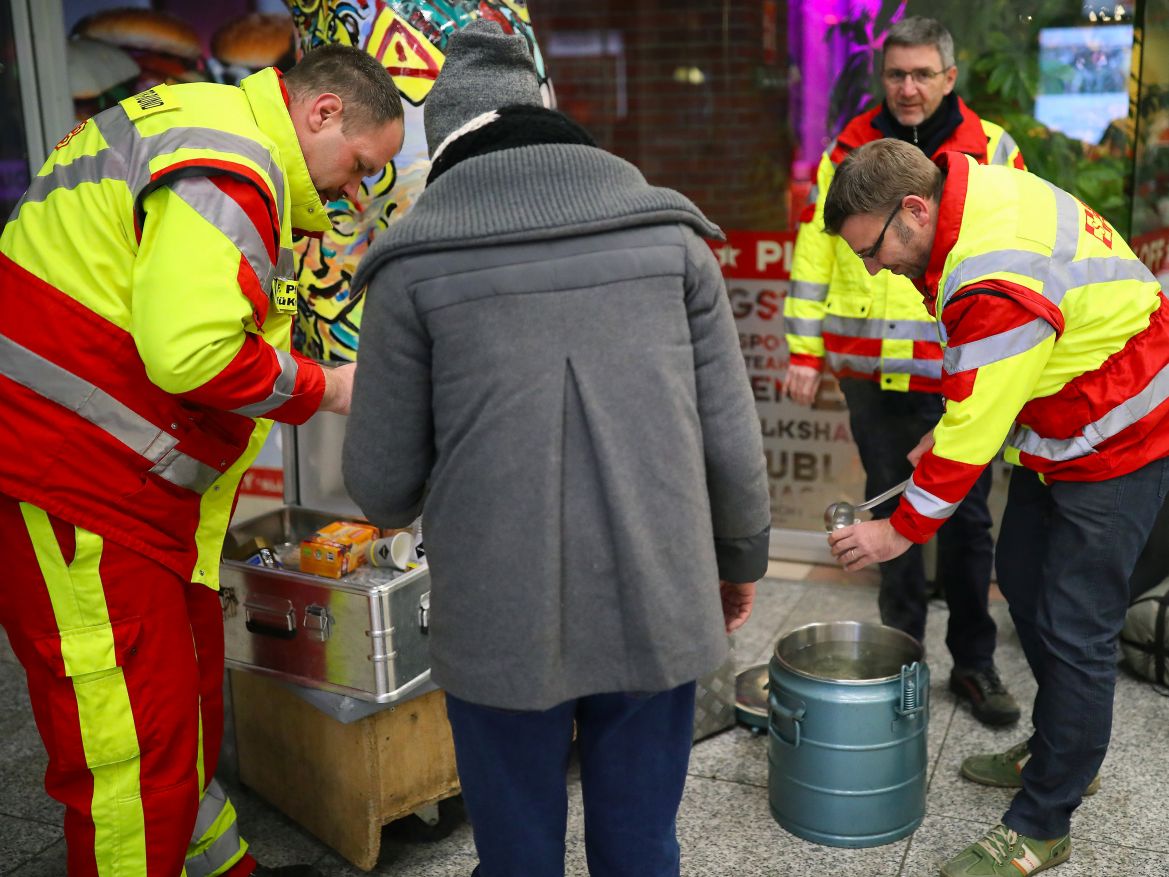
[840, 378, 997, 667]
[445, 682, 696, 877]
[996, 458, 1169, 837]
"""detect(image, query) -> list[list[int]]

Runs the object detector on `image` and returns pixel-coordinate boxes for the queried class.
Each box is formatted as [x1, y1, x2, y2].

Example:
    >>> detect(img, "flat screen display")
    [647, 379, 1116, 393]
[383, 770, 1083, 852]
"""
[1035, 25, 1133, 144]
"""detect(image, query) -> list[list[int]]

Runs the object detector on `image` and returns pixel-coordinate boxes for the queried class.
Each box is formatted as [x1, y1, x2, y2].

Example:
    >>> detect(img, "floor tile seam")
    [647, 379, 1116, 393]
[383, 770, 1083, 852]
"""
[924, 703, 960, 790]
[684, 768, 767, 789]
[3, 835, 63, 875]
[683, 772, 770, 793]
[0, 808, 63, 829]
[1062, 833, 1169, 855]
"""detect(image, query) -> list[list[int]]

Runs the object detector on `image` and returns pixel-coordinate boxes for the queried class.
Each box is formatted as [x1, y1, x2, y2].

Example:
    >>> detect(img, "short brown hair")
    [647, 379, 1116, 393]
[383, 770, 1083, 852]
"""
[823, 140, 944, 235]
[283, 44, 403, 132]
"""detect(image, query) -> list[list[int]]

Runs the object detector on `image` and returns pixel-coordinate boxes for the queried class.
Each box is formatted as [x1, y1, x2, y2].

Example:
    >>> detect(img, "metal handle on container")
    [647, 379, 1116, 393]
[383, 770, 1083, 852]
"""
[244, 595, 296, 640]
[419, 591, 430, 635]
[895, 661, 926, 717]
[769, 693, 805, 748]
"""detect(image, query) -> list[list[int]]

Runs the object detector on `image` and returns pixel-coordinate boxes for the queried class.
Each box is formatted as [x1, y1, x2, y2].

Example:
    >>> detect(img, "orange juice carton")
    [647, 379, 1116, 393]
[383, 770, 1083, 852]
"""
[299, 520, 380, 579]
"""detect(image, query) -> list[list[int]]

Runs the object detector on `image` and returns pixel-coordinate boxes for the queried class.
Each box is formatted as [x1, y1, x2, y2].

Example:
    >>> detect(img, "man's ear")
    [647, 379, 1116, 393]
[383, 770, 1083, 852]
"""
[307, 92, 344, 132]
[942, 65, 958, 95]
[902, 194, 933, 229]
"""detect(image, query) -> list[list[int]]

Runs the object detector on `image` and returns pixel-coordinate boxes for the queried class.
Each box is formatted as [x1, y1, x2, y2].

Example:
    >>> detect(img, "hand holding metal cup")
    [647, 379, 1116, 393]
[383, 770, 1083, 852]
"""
[823, 479, 911, 532]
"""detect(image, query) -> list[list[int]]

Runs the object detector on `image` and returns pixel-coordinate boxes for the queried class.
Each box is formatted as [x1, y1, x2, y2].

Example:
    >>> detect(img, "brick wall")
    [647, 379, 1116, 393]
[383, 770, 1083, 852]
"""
[534, 0, 791, 231]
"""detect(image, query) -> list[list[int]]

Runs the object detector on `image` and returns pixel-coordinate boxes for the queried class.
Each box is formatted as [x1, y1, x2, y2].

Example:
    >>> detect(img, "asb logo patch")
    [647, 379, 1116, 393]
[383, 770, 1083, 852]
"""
[55, 120, 88, 150]
[1084, 207, 1114, 249]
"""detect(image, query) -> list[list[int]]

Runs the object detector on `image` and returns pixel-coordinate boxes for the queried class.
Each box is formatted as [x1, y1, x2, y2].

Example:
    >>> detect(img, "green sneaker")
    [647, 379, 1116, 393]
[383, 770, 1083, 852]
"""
[960, 741, 1100, 796]
[940, 823, 1071, 876]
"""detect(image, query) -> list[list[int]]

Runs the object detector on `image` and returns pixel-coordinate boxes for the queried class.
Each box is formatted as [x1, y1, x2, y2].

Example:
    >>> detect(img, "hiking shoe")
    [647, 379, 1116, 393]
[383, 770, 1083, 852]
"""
[961, 741, 1100, 796]
[949, 666, 1021, 726]
[940, 823, 1071, 876]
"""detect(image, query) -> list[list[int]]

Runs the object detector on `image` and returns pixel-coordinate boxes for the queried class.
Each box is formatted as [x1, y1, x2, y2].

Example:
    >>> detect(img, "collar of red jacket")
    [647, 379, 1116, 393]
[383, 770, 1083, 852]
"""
[837, 96, 990, 163]
[919, 151, 972, 312]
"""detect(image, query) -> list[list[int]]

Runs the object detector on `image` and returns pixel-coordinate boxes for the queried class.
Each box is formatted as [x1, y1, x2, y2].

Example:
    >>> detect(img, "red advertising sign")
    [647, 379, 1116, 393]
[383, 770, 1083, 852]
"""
[711, 230, 865, 533]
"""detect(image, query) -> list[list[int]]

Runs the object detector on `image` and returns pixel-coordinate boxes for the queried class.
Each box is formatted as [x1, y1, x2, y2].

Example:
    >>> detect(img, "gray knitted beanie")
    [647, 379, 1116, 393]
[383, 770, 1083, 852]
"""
[423, 19, 543, 159]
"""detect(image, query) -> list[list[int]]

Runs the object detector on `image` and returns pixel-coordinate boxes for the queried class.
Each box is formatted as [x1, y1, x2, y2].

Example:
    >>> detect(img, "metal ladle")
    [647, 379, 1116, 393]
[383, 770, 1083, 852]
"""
[824, 479, 910, 531]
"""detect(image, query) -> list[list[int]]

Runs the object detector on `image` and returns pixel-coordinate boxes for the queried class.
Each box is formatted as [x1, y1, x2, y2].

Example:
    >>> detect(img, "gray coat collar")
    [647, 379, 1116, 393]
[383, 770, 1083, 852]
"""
[351, 143, 723, 292]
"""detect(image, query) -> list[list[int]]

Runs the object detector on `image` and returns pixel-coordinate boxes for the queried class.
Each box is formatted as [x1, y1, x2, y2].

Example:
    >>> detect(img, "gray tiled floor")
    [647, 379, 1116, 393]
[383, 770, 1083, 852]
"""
[3, 573, 1169, 876]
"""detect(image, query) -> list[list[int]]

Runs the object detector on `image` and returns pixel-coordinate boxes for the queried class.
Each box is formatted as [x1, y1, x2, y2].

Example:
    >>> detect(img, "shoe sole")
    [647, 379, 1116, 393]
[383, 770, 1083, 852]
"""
[948, 678, 1021, 726]
[938, 840, 1072, 876]
[960, 763, 1100, 796]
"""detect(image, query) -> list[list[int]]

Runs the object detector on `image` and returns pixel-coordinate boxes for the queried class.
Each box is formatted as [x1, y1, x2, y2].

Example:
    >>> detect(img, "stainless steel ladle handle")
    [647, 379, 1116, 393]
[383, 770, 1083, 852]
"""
[854, 478, 911, 512]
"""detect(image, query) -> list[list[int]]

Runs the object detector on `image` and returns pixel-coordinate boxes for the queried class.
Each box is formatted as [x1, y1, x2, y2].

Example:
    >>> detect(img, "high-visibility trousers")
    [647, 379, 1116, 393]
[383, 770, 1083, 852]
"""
[0, 496, 256, 876]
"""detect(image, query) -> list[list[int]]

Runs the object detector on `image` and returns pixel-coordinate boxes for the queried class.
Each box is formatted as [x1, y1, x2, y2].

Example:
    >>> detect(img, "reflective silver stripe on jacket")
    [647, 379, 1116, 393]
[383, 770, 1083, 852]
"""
[822, 315, 938, 341]
[170, 177, 274, 290]
[943, 317, 1056, 374]
[185, 781, 242, 877]
[785, 317, 823, 337]
[789, 280, 829, 302]
[989, 130, 1020, 166]
[190, 778, 227, 842]
[879, 357, 944, 379]
[11, 104, 285, 222]
[265, 246, 298, 295]
[1008, 359, 1169, 462]
[823, 353, 943, 380]
[231, 347, 300, 417]
[941, 181, 1153, 312]
[0, 334, 222, 494]
[905, 477, 961, 520]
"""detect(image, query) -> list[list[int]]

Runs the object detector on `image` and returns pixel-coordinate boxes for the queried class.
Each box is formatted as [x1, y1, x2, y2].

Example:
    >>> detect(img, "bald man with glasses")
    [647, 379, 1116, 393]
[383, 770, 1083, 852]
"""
[783, 16, 1026, 726]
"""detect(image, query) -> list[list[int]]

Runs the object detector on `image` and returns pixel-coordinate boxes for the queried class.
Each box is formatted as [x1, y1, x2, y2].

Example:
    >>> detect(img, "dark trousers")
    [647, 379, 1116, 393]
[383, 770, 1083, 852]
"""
[997, 459, 1169, 838]
[445, 682, 696, 877]
[840, 378, 997, 666]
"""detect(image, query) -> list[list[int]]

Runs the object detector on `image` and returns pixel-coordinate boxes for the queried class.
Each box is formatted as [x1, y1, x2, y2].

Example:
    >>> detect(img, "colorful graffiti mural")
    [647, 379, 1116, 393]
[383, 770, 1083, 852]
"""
[284, 0, 552, 361]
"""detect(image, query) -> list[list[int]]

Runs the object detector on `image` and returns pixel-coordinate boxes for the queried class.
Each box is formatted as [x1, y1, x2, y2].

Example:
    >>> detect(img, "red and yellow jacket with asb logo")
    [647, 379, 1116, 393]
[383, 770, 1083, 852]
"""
[0, 68, 332, 587]
[786, 98, 1024, 393]
[892, 152, 1169, 543]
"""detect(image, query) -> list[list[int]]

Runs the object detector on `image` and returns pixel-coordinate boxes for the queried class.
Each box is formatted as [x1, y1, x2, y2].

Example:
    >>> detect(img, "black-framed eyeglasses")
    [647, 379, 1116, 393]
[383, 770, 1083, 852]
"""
[857, 201, 903, 260]
[882, 68, 949, 86]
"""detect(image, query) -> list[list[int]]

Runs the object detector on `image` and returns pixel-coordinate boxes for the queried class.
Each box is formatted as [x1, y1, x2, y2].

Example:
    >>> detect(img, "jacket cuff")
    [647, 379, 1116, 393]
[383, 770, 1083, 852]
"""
[889, 502, 939, 545]
[714, 524, 771, 582]
[265, 357, 326, 424]
[787, 353, 823, 371]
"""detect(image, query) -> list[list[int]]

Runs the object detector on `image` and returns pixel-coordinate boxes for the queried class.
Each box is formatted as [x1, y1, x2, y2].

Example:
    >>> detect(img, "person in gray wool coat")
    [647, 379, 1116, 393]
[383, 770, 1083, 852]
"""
[342, 19, 770, 877]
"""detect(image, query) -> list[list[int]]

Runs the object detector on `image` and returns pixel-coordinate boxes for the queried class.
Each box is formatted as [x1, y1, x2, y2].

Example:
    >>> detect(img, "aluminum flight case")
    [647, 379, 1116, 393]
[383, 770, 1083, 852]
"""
[220, 413, 432, 704]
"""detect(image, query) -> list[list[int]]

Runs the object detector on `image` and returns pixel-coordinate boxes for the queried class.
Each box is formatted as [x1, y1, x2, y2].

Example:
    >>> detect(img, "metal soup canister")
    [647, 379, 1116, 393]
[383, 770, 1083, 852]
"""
[767, 621, 928, 848]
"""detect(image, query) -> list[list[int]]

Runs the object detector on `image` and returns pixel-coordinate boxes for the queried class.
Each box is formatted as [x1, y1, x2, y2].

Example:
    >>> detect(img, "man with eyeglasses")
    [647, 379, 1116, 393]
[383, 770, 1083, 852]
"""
[783, 16, 1025, 727]
[821, 136, 1169, 877]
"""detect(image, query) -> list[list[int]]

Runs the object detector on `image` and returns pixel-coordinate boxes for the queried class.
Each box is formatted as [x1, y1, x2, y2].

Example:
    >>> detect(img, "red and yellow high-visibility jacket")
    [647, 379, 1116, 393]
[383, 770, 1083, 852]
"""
[0, 68, 332, 587]
[786, 98, 1025, 392]
[892, 153, 1169, 543]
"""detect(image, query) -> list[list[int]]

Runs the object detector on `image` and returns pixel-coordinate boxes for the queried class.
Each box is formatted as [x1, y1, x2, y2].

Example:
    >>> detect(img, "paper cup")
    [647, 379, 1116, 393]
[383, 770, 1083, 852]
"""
[367, 532, 412, 571]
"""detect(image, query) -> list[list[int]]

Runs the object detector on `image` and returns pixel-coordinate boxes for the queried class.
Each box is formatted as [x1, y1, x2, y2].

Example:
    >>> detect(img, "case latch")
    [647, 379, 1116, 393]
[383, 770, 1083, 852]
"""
[303, 604, 331, 642]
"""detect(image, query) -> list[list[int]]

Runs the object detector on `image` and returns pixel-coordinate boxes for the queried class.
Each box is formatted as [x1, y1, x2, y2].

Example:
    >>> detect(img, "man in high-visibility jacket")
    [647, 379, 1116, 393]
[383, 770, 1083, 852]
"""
[0, 45, 403, 877]
[823, 138, 1169, 877]
[784, 16, 1025, 728]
